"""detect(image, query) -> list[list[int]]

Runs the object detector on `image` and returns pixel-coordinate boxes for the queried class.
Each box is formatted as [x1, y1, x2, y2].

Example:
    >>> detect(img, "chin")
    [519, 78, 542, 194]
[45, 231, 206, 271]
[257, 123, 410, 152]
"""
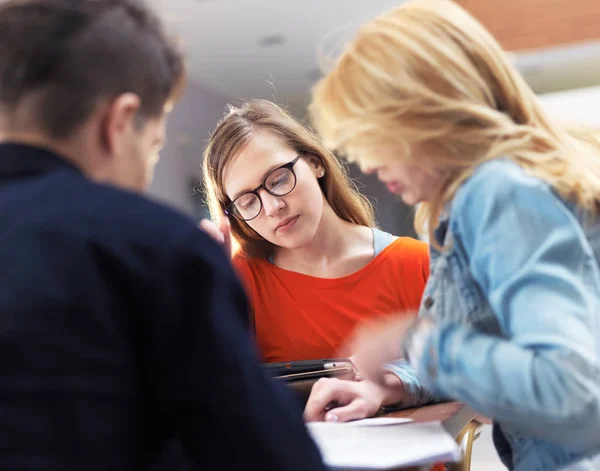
[272, 213, 321, 249]
[401, 194, 423, 206]
[277, 226, 318, 249]
[276, 234, 312, 249]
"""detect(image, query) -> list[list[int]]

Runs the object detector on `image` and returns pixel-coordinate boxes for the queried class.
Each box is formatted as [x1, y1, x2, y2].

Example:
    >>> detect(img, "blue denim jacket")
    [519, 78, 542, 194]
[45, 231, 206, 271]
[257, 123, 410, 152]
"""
[388, 159, 600, 471]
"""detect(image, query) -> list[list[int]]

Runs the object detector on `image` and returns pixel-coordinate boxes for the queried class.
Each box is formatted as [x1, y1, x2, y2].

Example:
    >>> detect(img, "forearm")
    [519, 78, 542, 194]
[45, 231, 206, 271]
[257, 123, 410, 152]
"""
[413, 322, 600, 447]
[379, 372, 405, 407]
[384, 359, 440, 408]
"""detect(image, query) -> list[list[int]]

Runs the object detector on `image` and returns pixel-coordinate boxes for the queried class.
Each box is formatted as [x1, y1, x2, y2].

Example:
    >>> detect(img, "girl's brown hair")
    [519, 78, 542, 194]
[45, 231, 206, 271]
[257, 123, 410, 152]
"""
[203, 99, 375, 258]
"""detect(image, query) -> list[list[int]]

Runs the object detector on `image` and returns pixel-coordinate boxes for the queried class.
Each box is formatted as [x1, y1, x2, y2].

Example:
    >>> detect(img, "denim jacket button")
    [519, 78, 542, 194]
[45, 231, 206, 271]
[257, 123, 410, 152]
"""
[423, 297, 434, 309]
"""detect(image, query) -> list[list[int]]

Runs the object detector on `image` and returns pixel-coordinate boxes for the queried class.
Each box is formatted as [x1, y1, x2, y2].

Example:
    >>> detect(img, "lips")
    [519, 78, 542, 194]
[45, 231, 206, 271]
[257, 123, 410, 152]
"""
[384, 181, 402, 194]
[275, 215, 299, 232]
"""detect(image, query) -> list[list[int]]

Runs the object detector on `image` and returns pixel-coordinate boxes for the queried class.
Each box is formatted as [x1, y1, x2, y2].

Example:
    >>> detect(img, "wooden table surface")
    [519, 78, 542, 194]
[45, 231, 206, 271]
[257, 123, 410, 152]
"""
[384, 400, 477, 439]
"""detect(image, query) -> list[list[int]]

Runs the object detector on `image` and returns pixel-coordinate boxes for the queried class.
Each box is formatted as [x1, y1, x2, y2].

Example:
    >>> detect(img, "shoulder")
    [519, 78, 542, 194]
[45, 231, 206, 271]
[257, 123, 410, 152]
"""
[450, 159, 581, 257]
[232, 255, 267, 283]
[232, 255, 253, 276]
[453, 158, 551, 214]
[387, 236, 429, 259]
[232, 255, 264, 271]
[46, 173, 194, 232]
[374, 236, 430, 285]
[88, 183, 199, 246]
[50, 175, 229, 274]
[231, 255, 270, 301]
[88, 181, 193, 229]
[381, 236, 430, 272]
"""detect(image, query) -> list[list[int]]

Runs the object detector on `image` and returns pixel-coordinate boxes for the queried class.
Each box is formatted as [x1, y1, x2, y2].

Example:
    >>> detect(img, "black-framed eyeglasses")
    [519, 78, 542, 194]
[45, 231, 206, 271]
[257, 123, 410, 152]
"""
[226, 154, 303, 221]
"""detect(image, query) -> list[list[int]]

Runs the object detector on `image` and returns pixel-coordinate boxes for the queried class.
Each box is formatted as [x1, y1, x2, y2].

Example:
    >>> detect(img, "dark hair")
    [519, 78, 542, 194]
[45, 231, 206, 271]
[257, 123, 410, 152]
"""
[0, 0, 186, 138]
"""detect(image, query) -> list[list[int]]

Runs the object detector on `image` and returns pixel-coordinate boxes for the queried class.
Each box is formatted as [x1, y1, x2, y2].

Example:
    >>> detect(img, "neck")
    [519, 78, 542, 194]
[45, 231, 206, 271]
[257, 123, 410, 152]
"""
[273, 199, 373, 277]
[0, 130, 99, 179]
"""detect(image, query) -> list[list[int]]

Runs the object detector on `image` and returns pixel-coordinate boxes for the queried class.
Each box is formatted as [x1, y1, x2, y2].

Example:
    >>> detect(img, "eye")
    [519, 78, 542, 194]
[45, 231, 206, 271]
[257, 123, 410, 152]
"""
[267, 169, 290, 189]
[236, 193, 258, 210]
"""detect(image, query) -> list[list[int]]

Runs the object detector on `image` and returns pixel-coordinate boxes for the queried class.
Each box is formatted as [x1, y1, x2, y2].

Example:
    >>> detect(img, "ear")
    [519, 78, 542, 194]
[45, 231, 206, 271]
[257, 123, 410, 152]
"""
[100, 93, 141, 155]
[306, 154, 325, 178]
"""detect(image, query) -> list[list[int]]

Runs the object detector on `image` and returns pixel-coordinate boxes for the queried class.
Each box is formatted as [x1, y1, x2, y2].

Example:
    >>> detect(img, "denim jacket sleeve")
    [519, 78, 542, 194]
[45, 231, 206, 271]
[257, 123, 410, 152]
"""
[411, 162, 600, 447]
[384, 244, 439, 409]
[384, 359, 438, 408]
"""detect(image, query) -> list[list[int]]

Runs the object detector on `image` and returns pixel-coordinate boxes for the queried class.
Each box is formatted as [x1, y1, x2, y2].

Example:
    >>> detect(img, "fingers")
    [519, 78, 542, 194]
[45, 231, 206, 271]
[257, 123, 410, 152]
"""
[219, 216, 231, 235]
[325, 398, 377, 423]
[344, 317, 411, 384]
[304, 378, 348, 422]
[199, 218, 233, 259]
[344, 328, 385, 383]
[305, 379, 386, 423]
[198, 219, 224, 243]
[351, 349, 387, 385]
[337, 356, 361, 381]
[219, 217, 232, 258]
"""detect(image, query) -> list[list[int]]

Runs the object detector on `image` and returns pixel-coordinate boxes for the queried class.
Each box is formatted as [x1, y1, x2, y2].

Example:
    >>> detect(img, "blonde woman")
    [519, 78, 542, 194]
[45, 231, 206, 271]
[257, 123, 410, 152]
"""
[200, 99, 433, 418]
[308, 1, 600, 470]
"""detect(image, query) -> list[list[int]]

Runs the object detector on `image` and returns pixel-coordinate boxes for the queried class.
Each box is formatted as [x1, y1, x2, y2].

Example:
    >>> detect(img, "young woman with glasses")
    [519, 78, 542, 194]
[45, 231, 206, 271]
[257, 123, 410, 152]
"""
[200, 99, 435, 422]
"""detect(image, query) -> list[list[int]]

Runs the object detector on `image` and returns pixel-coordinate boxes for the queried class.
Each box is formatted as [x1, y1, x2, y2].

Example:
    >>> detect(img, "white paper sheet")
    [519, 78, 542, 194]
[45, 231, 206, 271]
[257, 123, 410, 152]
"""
[309, 417, 413, 427]
[306, 420, 461, 470]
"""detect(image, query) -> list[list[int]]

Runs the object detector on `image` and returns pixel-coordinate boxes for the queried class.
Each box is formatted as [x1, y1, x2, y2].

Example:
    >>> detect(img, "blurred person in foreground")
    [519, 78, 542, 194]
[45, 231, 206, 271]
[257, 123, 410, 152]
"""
[0, 1, 326, 470]
[308, 1, 600, 470]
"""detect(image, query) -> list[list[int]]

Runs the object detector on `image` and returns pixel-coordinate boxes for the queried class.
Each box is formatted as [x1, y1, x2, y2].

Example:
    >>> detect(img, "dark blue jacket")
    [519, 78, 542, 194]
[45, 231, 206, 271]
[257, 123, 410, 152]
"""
[0, 143, 325, 471]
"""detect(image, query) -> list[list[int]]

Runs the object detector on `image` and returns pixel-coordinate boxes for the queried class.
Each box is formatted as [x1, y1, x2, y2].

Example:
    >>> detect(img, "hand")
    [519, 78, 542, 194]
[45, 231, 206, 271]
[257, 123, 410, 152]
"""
[304, 378, 388, 423]
[304, 373, 406, 422]
[343, 315, 417, 385]
[198, 217, 232, 259]
[347, 355, 363, 381]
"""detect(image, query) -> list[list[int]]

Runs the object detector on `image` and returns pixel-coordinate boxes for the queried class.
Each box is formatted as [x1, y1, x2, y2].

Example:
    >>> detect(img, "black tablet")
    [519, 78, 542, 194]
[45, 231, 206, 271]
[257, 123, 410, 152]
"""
[262, 358, 355, 383]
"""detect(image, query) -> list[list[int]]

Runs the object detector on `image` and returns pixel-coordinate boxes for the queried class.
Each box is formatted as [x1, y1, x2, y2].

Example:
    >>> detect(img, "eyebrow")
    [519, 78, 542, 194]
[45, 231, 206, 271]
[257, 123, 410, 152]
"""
[230, 160, 289, 201]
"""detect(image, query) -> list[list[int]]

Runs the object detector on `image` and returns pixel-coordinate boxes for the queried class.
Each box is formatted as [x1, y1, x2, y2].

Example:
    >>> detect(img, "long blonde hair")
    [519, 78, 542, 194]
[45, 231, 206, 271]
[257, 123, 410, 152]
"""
[203, 99, 374, 258]
[309, 0, 600, 246]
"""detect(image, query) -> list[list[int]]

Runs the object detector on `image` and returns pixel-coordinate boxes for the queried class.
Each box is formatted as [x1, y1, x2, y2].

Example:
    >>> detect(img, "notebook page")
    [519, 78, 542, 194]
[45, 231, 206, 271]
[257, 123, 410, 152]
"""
[306, 420, 461, 470]
[339, 417, 413, 426]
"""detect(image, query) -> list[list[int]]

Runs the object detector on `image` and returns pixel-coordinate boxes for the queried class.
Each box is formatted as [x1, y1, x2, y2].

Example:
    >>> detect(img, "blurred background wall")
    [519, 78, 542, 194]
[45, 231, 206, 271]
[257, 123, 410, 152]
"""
[147, 0, 600, 237]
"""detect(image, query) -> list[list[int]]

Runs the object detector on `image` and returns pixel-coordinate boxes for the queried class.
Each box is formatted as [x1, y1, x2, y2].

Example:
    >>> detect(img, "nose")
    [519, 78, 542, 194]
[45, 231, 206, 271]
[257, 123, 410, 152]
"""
[260, 190, 285, 217]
